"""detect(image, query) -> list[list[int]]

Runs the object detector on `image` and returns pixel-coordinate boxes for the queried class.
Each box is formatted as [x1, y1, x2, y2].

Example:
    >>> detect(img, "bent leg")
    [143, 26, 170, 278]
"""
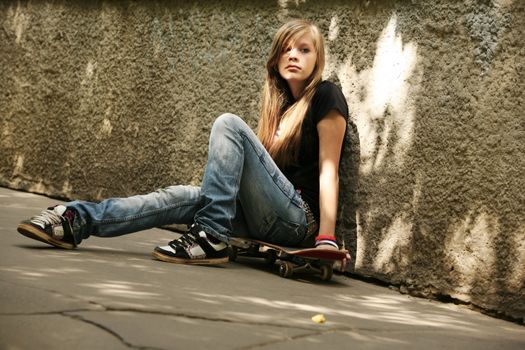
[195, 113, 308, 246]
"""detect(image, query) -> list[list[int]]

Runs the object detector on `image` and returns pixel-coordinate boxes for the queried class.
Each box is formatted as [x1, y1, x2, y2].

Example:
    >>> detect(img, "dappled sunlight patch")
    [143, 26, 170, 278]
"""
[33, 251, 82, 258]
[192, 298, 223, 305]
[1, 269, 46, 280]
[354, 209, 412, 272]
[0, 266, 85, 280]
[80, 280, 162, 300]
[445, 209, 498, 297]
[355, 210, 365, 268]
[129, 263, 154, 270]
[192, 292, 331, 313]
[334, 293, 406, 305]
[36, 267, 85, 274]
[12, 154, 24, 177]
[343, 330, 408, 345]
[7, 2, 30, 44]
[61, 180, 73, 197]
[328, 15, 340, 42]
[27, 181, 48, 196]
[508, 225, 525, 292]
[372, 214, 413, 273]
[53, 256, 115, 264]
[82, 244, 125, 252]
[333, 14, 420, 175]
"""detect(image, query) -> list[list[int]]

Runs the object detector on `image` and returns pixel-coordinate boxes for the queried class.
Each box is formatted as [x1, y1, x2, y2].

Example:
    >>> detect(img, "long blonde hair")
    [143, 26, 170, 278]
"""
[257, 20, 325, 168]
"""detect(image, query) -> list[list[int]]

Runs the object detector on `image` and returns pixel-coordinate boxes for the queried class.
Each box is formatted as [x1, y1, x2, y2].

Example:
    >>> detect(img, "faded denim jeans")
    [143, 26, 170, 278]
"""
[66, 113, 309, 246]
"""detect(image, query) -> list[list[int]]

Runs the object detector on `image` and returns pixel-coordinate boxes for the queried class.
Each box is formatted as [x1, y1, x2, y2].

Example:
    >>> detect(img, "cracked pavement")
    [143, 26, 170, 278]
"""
[1, 187, 524, 349]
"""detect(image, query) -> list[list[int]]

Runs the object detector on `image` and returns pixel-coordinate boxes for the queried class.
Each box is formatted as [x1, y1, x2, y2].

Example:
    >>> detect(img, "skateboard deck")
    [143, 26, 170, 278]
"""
[229, 238, 349, 281]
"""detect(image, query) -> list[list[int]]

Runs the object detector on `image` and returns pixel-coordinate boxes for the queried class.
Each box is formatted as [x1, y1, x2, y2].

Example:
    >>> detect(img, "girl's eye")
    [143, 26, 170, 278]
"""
[301, 48, 310, 53]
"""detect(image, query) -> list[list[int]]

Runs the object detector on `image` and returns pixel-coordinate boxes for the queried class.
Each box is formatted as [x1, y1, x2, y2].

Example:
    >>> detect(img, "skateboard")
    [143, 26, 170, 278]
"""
[229, 238, 349, 281]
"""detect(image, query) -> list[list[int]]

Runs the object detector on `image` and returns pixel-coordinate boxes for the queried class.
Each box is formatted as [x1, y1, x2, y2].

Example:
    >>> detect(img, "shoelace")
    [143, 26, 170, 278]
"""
[169, 232, 200, 250]
[31, 209, 63, 227]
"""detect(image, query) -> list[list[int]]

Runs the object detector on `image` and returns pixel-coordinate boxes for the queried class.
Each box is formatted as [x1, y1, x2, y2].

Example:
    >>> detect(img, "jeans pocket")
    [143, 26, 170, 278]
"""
[259, 214, 307, 247]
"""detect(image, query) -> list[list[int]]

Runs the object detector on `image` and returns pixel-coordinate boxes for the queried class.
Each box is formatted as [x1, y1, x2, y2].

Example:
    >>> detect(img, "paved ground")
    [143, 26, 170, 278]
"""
[0, 186, 524, 350]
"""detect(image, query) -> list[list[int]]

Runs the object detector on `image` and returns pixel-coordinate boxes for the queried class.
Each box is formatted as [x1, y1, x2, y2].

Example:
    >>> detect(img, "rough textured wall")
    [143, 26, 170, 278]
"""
[0, 1, 523, 322]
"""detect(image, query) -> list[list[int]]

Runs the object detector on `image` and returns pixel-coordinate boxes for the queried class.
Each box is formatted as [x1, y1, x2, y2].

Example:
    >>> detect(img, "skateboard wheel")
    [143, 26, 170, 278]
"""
[278, 261, 293, 278]
[264, 250, 277, 264]
[228, 247, 238, 262]
[320, 264, 333, 281]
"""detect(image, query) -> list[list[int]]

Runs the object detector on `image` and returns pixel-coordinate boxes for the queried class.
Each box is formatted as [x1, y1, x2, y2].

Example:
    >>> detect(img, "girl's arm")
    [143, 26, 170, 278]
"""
[317, 110, 347, 246]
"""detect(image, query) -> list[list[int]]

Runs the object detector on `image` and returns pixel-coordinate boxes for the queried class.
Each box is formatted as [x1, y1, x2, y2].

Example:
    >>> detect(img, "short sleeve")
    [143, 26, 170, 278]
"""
[310, 81, 349, 124]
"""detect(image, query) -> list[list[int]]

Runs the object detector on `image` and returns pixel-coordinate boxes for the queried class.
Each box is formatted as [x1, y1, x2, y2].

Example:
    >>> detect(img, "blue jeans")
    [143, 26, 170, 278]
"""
[67, 113, 309, 247]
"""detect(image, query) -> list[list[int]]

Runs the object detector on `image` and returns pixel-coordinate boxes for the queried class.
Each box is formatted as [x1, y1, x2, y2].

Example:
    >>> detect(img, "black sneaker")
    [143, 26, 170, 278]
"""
[17, 205, 77, 249]
[152, 224, 228, 265]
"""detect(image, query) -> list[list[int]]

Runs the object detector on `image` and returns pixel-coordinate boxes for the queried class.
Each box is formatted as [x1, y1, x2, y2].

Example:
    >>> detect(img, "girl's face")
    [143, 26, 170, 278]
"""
[278, 32, 317, 91]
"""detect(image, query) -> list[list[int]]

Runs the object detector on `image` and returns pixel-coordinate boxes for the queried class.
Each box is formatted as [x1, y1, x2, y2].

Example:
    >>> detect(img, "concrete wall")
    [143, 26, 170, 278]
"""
[0, 0, 523, 322]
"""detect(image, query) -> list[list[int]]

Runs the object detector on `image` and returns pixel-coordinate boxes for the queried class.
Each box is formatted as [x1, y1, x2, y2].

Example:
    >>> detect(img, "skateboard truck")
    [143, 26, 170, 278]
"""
[229, 238, 349, 281]
[277, 259, 334, 281]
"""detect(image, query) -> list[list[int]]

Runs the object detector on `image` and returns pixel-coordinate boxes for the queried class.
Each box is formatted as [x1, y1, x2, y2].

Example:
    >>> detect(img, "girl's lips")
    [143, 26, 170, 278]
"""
[286, 65, 300, 70]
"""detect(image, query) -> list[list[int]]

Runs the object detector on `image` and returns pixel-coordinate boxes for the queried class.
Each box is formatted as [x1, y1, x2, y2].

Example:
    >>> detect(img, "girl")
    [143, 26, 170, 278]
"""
[17, 19, 349, 265]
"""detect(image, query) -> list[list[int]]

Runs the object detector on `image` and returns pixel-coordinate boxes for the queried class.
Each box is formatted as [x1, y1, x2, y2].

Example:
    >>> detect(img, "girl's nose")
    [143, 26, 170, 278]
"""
[288, 48, 298, 60]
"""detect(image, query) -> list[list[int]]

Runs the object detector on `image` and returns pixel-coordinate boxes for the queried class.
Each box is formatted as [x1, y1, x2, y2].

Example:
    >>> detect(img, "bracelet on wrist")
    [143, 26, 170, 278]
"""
[315, 235, 338, 249]
[315, 235, 336, 242]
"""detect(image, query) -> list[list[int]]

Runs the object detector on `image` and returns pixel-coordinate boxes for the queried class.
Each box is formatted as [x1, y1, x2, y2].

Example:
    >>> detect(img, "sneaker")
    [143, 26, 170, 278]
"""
[17, 205, 77, 249]
[152, 224, 228, 265]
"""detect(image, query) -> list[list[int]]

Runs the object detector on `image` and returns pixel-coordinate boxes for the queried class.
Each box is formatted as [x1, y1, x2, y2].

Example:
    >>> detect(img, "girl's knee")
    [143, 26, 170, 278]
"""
[213, 113, 243, 130]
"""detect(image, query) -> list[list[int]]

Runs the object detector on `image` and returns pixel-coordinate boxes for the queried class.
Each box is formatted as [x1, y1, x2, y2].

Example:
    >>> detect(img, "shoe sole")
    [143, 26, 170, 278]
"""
[17, 223, 76, 250]
[152, 250, 228, 265]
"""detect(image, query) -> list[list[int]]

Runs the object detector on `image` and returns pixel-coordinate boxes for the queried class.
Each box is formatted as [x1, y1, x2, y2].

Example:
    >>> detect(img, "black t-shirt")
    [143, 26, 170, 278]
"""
[281, 81, 349, 222]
